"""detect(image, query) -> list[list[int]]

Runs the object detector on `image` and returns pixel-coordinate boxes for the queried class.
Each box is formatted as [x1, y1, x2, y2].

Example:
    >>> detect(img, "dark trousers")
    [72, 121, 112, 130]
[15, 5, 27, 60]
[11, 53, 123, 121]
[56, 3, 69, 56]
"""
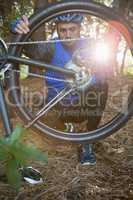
[44, 82, 108, 133]
[57, 82, 108, 132]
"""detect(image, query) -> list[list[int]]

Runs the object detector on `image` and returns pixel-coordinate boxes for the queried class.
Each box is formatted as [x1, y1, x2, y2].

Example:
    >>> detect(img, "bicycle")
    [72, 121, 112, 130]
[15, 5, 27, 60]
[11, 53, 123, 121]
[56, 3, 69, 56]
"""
[0, 0, 133, 143]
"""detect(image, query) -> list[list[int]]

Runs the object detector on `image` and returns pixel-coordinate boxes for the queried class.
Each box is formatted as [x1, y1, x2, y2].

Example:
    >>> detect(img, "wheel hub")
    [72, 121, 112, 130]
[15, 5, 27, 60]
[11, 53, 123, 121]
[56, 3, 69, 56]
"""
[65, 60, 92, 90]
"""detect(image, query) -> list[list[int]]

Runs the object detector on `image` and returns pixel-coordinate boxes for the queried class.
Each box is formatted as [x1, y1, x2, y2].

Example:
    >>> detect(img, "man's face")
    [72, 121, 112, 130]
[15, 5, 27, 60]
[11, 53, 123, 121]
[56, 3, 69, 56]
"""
[57, 22, 81, 49]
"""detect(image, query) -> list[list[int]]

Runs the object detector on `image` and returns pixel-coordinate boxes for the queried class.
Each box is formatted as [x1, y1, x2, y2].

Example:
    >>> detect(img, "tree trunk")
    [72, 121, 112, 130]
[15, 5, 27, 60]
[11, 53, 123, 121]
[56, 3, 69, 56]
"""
[112, 0, 133, 16]
[31, 0, 50, 41]
[33, 0, 49, 11]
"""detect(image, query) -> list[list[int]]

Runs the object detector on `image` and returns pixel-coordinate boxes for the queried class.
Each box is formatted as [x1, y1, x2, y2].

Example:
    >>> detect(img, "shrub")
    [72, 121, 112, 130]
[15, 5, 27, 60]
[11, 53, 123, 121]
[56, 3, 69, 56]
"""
[0, 124, 47, 190]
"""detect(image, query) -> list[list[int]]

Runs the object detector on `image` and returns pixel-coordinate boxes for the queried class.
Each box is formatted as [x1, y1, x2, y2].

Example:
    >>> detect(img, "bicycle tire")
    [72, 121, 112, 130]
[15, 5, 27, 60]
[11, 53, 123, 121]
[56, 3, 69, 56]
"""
[8, 0, 133, 143]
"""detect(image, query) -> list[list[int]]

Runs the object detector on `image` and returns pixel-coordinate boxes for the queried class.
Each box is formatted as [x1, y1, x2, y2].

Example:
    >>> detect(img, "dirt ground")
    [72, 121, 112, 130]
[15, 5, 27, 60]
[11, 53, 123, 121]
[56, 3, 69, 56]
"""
[0, 76, 133, 200]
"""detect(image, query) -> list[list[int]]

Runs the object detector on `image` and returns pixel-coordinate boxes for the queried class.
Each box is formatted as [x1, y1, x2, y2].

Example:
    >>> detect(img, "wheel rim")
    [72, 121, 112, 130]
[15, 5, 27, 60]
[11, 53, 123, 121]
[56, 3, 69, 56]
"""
[8, 0, 133, 143]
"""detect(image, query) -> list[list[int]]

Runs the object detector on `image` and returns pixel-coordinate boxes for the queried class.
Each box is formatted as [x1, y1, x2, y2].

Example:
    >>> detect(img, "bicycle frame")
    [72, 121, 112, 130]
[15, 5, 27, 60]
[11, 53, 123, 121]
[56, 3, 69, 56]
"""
[0, 79, 12, 136]
[0, 39, 12, 136]
[0, 38, 76, 136]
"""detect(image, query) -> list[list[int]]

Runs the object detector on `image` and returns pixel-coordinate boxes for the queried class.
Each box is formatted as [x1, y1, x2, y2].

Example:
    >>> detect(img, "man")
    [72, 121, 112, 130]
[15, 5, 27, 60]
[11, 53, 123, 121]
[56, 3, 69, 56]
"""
[11, 13, 108, 165]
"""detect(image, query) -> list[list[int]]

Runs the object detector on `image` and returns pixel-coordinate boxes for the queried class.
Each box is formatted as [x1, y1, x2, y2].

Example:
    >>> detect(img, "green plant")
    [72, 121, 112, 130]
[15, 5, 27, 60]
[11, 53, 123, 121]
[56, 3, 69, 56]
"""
[0, 124, 47, 190]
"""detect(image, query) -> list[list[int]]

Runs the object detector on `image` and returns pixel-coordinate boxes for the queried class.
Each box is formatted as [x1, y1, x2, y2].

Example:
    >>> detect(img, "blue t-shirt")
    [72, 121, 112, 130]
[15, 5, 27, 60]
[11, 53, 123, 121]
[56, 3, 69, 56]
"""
[45, 39, 97, 103]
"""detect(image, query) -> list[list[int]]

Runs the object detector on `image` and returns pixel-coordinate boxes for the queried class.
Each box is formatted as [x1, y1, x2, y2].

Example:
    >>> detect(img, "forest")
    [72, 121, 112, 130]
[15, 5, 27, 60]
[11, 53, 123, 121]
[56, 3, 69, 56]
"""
[0, 0, 133, 200]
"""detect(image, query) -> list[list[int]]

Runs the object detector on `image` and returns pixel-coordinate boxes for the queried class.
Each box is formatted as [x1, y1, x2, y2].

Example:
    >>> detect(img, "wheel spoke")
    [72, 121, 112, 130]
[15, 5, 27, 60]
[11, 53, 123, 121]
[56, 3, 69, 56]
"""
[25, 85, 74, 129]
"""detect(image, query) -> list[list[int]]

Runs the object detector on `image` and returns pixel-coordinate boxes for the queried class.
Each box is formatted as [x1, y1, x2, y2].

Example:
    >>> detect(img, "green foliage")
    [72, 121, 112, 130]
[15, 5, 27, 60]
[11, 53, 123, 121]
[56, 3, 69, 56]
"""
[0, 0, 33, 39]
[0, 124, 48, 190]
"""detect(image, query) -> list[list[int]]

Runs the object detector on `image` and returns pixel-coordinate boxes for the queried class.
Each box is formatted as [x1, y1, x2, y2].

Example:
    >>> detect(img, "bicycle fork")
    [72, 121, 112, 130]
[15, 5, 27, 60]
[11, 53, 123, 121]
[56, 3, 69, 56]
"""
[0, 79, 12, 136]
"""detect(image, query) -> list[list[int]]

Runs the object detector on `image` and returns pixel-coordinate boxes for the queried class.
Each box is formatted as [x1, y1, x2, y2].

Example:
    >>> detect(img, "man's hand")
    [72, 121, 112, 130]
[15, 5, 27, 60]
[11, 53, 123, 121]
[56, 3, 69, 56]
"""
[11, 15, 30, 34]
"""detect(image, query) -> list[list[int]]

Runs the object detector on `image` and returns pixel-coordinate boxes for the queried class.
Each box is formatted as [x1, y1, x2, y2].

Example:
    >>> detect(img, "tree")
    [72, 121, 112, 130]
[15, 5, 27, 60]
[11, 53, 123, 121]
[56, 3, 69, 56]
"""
[0, 0, 133, 39]
[0, 0, 33, 39]
[112, 0, 133, 21]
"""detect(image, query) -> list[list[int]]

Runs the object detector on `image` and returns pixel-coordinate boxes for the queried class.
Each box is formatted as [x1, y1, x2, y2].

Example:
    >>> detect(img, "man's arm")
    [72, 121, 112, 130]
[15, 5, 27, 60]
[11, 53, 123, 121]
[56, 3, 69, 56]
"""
[10, 15, 54, 62]
[23, 42, 54, 63]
